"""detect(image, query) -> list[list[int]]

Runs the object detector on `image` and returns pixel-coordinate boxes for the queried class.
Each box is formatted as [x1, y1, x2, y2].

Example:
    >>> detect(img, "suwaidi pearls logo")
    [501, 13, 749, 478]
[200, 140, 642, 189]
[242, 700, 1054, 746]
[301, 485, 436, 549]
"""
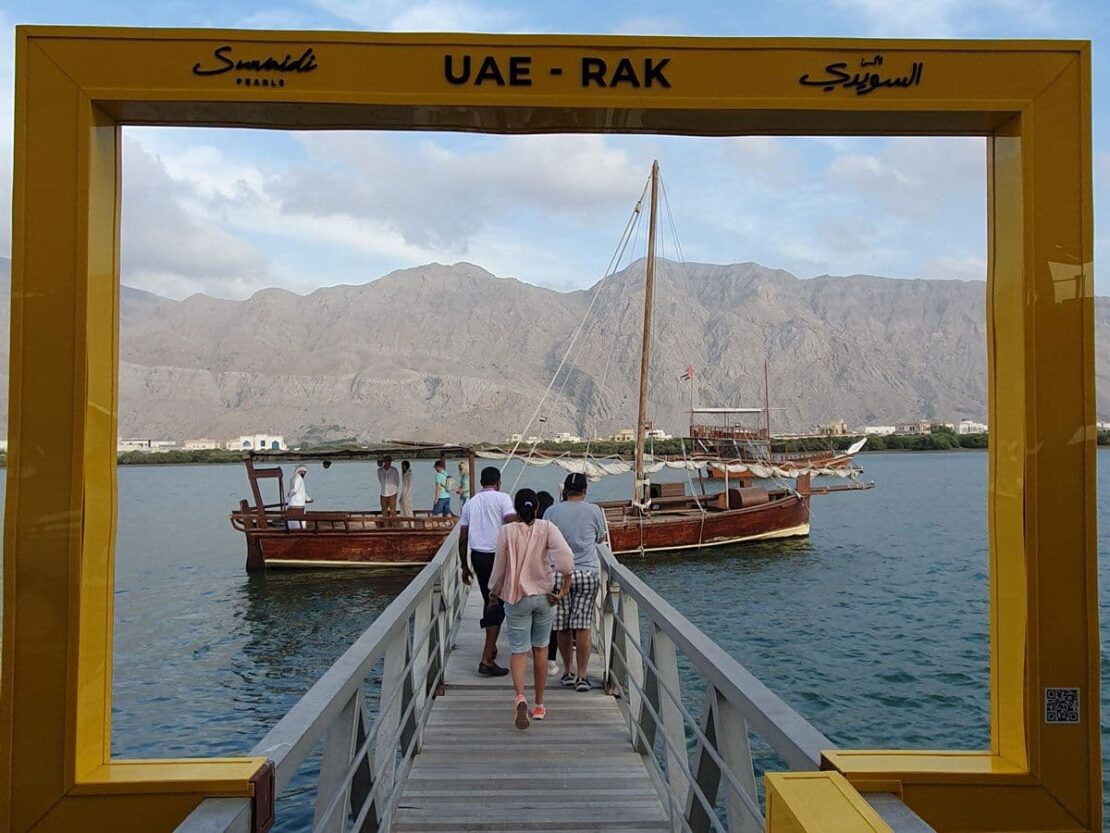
[192, 44, 319, 87]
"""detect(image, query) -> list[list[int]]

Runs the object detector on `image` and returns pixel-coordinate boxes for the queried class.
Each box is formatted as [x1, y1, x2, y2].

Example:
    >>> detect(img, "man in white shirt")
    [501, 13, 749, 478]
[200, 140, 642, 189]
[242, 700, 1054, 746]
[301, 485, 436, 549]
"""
[459, 466, 515, 676]
[378, 455, 401, 518]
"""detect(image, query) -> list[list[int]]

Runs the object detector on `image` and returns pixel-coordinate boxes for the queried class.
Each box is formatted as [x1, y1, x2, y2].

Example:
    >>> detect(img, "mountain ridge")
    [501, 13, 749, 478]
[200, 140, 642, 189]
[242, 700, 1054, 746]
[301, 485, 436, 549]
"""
[0, 256, 1105, 443]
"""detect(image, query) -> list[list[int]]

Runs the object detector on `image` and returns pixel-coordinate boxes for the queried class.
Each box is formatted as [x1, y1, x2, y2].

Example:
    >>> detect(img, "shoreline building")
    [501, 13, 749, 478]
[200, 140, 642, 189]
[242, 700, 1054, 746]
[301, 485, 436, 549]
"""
[117, 439, 178, 453]
[551, 432, 583, 444]
[957, 419, 989, 434]
[861, 425, 897, 436]
[818, 419, 850, 436]
[226, 434, 287, 451]
[184, 439, 222, 450]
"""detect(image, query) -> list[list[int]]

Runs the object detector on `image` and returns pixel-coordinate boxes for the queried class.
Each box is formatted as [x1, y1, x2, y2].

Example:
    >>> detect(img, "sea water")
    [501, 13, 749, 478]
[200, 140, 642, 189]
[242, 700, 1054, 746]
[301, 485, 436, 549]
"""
[2, 451, 1106, 827]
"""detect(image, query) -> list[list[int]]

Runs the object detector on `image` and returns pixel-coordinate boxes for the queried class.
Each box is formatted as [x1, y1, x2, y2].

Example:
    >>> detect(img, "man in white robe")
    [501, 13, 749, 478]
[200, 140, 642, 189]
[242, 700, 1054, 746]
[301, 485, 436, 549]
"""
[286, 464, 312, 529]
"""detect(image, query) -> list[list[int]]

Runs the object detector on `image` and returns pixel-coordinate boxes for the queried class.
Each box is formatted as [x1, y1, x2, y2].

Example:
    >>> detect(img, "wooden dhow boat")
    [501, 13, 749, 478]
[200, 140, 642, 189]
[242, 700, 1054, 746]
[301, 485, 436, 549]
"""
[230, 445, 475, 570]
[689, 364, 868, 480]
[486, 160, 869, 556]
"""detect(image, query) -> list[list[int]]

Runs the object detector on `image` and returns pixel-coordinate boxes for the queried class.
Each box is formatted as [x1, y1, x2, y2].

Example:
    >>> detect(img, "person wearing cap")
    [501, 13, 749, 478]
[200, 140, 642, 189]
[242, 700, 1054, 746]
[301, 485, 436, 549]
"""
[286, 464, 313, 530]
[431, 459, 453, 517]
[378, 455, 400, 518]
[545, 472, 608, 692]
[459, 466, 516, 676]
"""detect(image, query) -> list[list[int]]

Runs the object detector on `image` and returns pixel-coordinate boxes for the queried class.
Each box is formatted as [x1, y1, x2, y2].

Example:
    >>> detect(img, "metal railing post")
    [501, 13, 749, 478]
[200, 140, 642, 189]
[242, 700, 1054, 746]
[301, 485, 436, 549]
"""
[651, 625, 691, 815]
[715, 691, 759, 833]
[409, 590, 433, 752]
[313, 689, 365, 833]
[371, 625, 409, 826]
[620, 594, 646, 752]
[602, 580, 620, 694]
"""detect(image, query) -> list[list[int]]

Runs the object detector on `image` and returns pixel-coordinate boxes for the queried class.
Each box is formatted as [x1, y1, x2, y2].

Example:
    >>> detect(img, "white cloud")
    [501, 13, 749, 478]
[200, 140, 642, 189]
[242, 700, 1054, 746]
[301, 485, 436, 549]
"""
[833, 0, 1057, 36]
[925, 254, 987, 280]
[121, 140, 272, 298]
[825, 137, 985, 221]
[273, 132, 646, 251]
[311, 0, 519, 31]
[724, 136, 804, 187]
[609, 15, 691, 35]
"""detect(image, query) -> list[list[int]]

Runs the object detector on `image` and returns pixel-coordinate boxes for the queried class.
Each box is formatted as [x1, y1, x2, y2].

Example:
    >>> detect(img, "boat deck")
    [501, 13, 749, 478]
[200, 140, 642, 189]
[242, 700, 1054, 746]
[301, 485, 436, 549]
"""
[392, 592, 670, 832]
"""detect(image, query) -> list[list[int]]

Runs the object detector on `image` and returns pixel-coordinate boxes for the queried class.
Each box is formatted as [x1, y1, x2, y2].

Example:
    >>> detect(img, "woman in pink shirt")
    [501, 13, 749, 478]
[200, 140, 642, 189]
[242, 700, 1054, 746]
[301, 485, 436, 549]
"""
[488, 488, 574, 729]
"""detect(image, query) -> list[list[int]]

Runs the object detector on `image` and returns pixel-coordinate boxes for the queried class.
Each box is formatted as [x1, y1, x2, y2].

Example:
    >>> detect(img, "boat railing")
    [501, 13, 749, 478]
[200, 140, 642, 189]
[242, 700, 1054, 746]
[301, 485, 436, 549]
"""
[173, 529, 467, 833]
[595, 543, 832, 831]
[230, 508, 457, 534]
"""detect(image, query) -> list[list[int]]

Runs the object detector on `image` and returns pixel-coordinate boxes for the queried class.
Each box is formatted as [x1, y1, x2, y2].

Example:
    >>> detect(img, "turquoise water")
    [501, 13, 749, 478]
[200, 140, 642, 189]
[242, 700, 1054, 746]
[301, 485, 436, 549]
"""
[6, 451, 1107, 825]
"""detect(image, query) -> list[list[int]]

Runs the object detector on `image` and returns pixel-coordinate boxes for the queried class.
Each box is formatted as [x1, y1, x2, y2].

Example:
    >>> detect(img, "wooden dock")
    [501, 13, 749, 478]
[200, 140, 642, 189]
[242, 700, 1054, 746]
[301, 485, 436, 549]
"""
[175, 536, 936, 833]
[392, 591, 671, 832]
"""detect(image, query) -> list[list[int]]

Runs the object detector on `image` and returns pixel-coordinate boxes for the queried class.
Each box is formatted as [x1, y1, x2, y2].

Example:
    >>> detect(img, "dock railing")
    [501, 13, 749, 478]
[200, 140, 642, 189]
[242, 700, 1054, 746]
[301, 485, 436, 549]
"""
[174, 529, 467, 833]
[595, 543, 832, 833]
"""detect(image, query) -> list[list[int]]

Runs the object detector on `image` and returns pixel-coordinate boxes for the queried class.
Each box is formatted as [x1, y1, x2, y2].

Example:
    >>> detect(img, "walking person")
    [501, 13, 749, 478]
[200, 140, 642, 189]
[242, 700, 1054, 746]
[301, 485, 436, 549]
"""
[458, 467, 516, 676]
[285, 464, 313, 529]
[431, 459, 453, 517]
[536, 490, 560, 676]
[488, 488, 573, 729]
[399, 460, 414, 517]
[455, 462, 471, 514]
[378, 455, 400, 518]
[545, 473, 608, 692]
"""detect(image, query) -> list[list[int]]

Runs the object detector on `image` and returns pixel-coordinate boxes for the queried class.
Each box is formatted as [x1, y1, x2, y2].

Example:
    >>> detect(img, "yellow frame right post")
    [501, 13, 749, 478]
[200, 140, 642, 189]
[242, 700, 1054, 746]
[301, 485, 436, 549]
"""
[0, 30, 1098, 833]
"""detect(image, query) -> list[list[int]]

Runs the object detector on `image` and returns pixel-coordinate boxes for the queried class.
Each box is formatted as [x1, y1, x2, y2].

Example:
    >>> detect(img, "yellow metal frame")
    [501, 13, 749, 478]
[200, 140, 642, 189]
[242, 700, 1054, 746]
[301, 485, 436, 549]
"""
[0, 28, 1096, 833]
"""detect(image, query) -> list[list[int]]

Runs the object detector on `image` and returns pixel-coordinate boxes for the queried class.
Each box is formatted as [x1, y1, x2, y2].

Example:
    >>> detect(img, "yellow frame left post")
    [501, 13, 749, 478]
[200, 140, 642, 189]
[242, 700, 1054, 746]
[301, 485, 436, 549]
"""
[0, 31, 268, 833]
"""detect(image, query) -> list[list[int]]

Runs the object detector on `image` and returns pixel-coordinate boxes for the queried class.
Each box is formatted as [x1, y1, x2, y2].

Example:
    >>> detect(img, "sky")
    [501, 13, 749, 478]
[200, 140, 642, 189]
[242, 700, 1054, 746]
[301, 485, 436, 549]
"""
[0, 0, 1106, 299]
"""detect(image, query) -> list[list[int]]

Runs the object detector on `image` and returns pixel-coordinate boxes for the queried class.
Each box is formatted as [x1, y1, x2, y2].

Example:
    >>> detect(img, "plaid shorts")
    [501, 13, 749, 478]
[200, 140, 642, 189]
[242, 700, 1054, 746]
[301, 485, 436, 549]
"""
[554, 569, 600, 631]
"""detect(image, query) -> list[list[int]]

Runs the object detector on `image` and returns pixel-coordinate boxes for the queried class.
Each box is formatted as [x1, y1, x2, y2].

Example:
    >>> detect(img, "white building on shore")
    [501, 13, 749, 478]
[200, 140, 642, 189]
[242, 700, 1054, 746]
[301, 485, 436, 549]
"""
[957, 419, 989, 434]
[183, 438, 222, 450]
[861, 425, 897, 436]
[227, 434, 287, 451]
[117, 439, 178, 453]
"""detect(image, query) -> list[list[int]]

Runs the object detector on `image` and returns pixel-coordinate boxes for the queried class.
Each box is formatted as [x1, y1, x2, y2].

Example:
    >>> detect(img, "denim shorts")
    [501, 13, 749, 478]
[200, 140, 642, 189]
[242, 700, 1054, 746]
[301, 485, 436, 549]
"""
[503, 593, 555, 654]
[431, 497, 453, 516]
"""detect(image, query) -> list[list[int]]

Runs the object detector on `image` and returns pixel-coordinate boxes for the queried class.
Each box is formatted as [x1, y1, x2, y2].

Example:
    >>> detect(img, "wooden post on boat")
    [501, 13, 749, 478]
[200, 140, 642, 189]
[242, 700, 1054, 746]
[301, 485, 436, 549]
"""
[467, 450, 476, 498]
[633, 160, 660, 508]
[241, 499, 266, 572]
[763, 359, 772, 442]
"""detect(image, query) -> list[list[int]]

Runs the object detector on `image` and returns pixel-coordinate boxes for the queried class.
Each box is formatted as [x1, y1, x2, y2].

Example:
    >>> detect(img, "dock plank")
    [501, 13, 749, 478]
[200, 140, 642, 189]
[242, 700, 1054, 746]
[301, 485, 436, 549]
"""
[393, 590, 670, 831]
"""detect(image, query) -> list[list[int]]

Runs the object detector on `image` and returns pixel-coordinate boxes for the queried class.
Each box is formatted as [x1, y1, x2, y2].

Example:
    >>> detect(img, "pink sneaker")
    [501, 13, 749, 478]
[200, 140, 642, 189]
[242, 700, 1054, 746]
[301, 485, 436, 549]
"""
[530, 704, 546, 721]
[514, 695, 530, 730]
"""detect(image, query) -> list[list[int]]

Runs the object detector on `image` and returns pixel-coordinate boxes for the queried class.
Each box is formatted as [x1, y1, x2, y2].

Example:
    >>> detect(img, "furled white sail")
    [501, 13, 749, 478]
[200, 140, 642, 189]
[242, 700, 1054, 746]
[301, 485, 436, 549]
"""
[476, 450, 861, 482]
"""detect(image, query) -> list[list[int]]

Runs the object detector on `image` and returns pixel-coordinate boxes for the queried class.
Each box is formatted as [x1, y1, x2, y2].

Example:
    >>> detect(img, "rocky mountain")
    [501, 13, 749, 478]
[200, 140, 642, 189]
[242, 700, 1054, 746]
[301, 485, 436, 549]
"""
[0, 257, 1106, 443]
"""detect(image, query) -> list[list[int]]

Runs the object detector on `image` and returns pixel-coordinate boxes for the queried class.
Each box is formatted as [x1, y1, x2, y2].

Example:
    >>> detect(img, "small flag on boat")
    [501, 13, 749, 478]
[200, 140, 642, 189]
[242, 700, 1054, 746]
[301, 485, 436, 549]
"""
[679, 365, 694, 381]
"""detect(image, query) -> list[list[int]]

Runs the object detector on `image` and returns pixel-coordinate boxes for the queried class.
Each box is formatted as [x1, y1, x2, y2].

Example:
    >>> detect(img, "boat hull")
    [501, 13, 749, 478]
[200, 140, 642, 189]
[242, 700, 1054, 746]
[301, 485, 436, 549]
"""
[255, 530, 450, 567]
[606, 493, 809, 555]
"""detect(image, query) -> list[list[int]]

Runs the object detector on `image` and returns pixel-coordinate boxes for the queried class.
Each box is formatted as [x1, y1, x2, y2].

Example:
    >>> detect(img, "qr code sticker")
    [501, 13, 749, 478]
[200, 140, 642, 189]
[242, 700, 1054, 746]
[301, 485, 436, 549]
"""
[1045, 687, 1080, 724]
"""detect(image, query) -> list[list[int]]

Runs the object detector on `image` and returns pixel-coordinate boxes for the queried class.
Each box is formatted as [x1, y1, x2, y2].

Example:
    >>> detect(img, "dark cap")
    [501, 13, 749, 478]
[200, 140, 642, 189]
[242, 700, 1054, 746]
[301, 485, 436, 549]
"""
[563, 472, 589, 493]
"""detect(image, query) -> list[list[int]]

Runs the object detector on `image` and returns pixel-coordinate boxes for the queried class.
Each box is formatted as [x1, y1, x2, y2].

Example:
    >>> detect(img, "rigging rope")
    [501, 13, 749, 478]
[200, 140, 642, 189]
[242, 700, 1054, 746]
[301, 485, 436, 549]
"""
[504, 174, 651, 491]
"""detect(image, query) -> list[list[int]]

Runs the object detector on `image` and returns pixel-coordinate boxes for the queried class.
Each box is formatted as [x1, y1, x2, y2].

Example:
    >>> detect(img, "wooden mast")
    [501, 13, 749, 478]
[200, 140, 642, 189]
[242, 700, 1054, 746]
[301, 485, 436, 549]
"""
[763, 359, 772, 441]
[633, 160, 660, 506]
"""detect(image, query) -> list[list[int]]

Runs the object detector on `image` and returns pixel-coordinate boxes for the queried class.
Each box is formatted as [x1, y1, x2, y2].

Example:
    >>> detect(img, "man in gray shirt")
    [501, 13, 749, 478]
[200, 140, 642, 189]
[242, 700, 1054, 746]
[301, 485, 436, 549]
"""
[545, 472, 608, 691]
